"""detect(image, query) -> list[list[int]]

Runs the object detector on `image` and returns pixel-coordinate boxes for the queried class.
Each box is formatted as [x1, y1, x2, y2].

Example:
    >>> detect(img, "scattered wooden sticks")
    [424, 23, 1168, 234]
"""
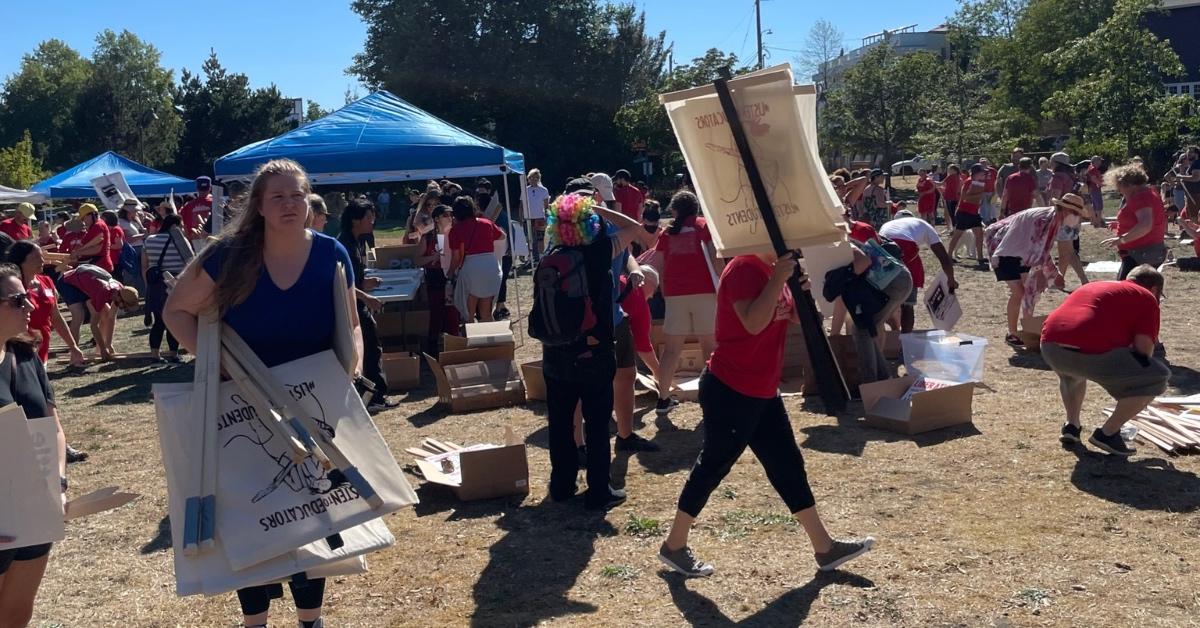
[1108, 397, 1200, 454]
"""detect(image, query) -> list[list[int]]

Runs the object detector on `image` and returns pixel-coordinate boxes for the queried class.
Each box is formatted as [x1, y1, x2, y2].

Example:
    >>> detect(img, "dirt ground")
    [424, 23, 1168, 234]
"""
[30, 224, 1200, 627]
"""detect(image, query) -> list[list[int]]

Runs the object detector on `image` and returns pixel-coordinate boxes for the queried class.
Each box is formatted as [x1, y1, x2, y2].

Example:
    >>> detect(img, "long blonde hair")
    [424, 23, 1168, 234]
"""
[197, 158, 311, 314]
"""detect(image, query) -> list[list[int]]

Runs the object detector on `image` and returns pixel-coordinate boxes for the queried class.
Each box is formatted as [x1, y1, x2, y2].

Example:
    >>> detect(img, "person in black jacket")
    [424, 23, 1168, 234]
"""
[823, 241, 912, 383]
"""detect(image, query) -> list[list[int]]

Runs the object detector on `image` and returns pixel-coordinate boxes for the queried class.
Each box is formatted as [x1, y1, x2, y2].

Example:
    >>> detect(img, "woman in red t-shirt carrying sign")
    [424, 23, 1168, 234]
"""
[1102, 164, 1168, 280]
[656, 251, 874, 578]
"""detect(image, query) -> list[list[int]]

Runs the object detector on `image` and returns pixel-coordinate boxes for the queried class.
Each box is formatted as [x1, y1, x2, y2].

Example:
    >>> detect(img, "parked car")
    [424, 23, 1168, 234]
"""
[891, 155, 936, 175]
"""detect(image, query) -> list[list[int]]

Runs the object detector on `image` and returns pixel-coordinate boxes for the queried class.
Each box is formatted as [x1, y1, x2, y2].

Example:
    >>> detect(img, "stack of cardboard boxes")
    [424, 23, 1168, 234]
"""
[424, 322, 526, 412]
[372, 244, 431, 392]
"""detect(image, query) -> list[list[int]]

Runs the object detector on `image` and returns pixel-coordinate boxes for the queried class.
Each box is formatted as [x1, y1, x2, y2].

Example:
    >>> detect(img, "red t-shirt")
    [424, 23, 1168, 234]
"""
[79, 221, 113, 271]
[613, 185, 645, 222]
[447, 217, 504, 255]
[958, 178, 984, 215]
[108, 225, 126, 268]
[1004, 172, 1037, 213]
[654, 216, 716, 297]
[618, 275, 652, 353]
[1117, 187, 1166, 251]
[707, 256, 795, 398]
[1047, 171, 1075, 201]
[916, 177, 936, 214]
[1086, 165, 1103, 192]
[0, 219, 32, 241]
[62, 265, 120, 311]
[942, 173, 962, 201]
[984, 167, 998, 193]
[180, 195, 212, 234]
[59, 231, 83, 254]
[848, 221, 877, 244]
[27, 274, 57, 362]
[1042, 281, 1159, 354]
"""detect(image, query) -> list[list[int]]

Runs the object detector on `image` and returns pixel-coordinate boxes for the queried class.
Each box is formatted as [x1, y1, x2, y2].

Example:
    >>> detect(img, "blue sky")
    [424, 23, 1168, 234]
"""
[1, 0, 958, 111]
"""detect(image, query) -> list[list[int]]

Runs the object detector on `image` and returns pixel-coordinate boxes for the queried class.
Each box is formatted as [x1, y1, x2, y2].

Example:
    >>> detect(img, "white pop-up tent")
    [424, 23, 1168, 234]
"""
[0, 184, 46, 205]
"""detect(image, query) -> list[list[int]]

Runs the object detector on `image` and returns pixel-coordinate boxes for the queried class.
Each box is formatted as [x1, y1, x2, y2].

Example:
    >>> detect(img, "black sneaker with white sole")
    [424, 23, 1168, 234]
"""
[655, 397, 679, 417]
[815, 537, 876, 572]
[1088, 428, 1135, 456]
[615, 433, 660, 452]
[1059, 423, 1082, 444]
[659, 543, 714, 577]
[585, 486, 626, 511]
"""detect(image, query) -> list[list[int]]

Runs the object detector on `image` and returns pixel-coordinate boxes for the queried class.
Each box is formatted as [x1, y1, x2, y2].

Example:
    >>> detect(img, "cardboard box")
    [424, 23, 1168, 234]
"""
[800, 334, 861, 397]
[372, 244, 425, 270]
[520, 360, 546, 401]
[1017, 316, 1046, 352]
[423, 343, 526, 412]
[411, 430, 529, 501]
[652, 341, 707, 375]
[649, 322, 699, 353]
[443, 321, 516, 352]
[859, 375, 975, 435]
[382, 353, 421, 391]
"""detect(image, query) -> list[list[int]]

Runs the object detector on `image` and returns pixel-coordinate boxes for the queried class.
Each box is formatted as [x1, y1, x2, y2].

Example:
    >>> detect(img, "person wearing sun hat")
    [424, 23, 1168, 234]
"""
[0, 202, 36, 241]
[984, 192, 1092, 348]
[69, 203, 114, 272]
[56, 263, 139, 361]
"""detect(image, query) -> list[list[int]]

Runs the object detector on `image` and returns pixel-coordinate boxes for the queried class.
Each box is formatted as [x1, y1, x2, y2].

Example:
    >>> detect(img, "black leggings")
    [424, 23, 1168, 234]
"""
[236, 577, 326, 616]
[677, 370, 817, 518]
[945, 200, 958, 224]
[149, 310, 178, 353]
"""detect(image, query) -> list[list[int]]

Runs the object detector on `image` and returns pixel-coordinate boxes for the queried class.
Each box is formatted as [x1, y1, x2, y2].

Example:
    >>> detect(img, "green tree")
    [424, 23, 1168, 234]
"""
[72, 30, 182, 167]
[173, 51, 294, 177]
[0, 39, 92, 171]
[1042, 0, 1185, 159]
[614, 49, 748, 175]
[0, 130, 46, 189]
[349, 0, 667, 184]
[306, 100, 330, 122]
[821, 45, 941, 171]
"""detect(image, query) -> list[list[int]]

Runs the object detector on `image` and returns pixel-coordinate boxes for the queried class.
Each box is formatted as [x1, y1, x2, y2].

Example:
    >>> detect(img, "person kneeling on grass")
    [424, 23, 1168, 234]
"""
[55, 264, 140, 361]
[658, 251, 874, 577]
[1041, 265, 1169, 456]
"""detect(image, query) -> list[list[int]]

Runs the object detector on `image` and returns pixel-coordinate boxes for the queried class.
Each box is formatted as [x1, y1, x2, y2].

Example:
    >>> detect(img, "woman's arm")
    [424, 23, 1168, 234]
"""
[162, 261, 216, 354]
[733, 256, 795, 335]
[597, 206, 654, 252]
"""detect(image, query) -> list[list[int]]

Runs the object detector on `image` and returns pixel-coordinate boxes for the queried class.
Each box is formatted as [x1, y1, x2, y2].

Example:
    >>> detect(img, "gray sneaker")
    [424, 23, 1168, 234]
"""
[659, 543, 714, 577]
[815, 537, 876, 572]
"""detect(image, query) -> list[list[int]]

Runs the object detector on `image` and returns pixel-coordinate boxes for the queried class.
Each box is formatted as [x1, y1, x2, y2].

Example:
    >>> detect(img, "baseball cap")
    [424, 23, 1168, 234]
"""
[195, 176, 212, 190]
[895, 209, 916, 219]
[1050, 152, 1071, 167]
[564, 177, 595, 195]
[588, 172, 616, 202]
[77, 203, 99, 219]
[16, 202, 35, 219]
[614, 169, 632, 181]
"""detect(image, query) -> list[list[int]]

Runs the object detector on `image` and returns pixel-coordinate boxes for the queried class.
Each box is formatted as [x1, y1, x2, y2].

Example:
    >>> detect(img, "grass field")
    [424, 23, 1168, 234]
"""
[30, 225, 1200, 627]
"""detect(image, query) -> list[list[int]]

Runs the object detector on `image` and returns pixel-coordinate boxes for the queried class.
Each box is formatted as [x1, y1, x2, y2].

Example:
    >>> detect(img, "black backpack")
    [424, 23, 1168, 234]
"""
[529, 245, 597, 347]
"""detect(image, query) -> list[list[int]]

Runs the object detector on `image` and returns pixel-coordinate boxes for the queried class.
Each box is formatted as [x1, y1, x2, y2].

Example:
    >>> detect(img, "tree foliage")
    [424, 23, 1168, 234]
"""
[797, 19, 845, 90]
[349, 0, 667, 184]
[306, 100, 331, 122]
[174, 52, 294, 177]
[0, 40, 92, 171]
[0, 130, 46, 189]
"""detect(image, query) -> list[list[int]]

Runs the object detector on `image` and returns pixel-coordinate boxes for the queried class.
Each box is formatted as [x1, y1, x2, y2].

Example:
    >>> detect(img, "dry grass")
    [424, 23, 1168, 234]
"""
[32, 227, 1200, 627]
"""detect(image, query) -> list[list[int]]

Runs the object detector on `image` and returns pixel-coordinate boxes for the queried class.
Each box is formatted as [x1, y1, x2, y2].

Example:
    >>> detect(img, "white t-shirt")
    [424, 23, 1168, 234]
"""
[880, 217, 941, 247]
[525, 184, 550, 220]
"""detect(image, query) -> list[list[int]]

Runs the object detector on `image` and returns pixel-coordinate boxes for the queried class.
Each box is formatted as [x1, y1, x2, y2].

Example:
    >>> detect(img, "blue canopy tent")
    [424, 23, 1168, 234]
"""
[31, 151, 193, 199]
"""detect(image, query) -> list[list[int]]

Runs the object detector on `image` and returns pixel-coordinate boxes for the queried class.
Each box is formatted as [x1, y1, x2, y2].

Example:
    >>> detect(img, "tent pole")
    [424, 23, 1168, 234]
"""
[211, 185, 224, 235]
[501, 169, 522, 347]
[517, 172, 532, 264]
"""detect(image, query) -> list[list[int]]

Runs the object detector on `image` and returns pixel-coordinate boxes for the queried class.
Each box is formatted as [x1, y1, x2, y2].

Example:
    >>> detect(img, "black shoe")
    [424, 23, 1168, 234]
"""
[66, 445, 89, 464]
[1005, 334, 1025, 348]
[615, 433, 660, 452]
[585, 485, 627, 511]
[493, 306, 510, 320]
[1059, 423, 1082, 444]
[1088, 428, 1135, 457]
[655, 397, 680, 417]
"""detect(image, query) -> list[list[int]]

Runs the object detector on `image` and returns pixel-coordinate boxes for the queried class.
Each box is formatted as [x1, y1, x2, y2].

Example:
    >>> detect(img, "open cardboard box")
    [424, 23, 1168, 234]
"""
[409, 430, 529, 501]
[444, 321, 514, 351]
[859, 375, 975, 435]
[372, 243, 425, 270]
[382, 353, 421, 392]
[520, 360, 546, 401]
[424, 322, 524, 412]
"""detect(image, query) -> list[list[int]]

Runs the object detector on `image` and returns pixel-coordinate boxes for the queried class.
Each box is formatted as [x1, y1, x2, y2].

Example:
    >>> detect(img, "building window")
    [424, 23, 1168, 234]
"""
[1183, 84, 1193, 95]
[1169, 85, 1179, 94]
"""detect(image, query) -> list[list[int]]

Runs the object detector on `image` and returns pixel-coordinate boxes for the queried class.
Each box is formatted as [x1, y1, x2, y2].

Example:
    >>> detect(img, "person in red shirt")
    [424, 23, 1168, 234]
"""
[980, 158, 998, 222]
[657, 252, 874, 578]
[69, 204, 113, 272]
[619, 265, 660, 386]
[100, 210, 127, 279]
[1040, 266, 1168, 456]
[8, 241, 84, 366]
[1102, 164, 1167, 280]
[947, 164, 987, 261]
[0, 202, 35, 241]
[612, 169, 645, 222]
[1000, 158, 1038, 217]
[939, 164, 962, 229]
[916, 169, 937, 223]
[652, 191, 722, 416]
[1086, 156, 1105, 219]
[446, 196, 505, 323]
[55, 263, 139, 361]
[179, 176, 213, 240]
[58, 219, 85, 255]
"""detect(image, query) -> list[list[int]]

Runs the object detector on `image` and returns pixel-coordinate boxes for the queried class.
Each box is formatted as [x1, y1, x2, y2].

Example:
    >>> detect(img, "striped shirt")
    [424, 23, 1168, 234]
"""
[143, 233, 188, 274]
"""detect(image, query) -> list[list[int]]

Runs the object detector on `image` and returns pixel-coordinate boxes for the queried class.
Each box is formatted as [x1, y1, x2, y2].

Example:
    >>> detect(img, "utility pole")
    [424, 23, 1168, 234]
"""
[755, 0, 764, 69]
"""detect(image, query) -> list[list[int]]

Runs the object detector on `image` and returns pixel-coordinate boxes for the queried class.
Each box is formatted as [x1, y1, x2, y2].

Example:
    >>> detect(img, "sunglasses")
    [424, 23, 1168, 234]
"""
[0, 292, 30, 309]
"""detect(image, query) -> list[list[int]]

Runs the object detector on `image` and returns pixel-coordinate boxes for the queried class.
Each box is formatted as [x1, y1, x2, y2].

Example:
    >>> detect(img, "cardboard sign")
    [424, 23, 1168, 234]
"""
[923, 271, 962, 331]
[153, 350, 417, 572]
[90, 172, 137, 211]
[660, 65, 847, 257]
[0, 410, 66, 550]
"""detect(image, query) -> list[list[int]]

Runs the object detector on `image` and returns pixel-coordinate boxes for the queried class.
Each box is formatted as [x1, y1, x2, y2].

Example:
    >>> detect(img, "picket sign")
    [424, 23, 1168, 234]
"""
[924, 271, 962, 331]
[90, 171, 137, 211]
[0, 408, 65, 551]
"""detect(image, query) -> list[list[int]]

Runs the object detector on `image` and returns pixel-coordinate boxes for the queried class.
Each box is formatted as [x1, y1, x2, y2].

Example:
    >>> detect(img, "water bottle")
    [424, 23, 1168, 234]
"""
[1119, 424, 1138, 442]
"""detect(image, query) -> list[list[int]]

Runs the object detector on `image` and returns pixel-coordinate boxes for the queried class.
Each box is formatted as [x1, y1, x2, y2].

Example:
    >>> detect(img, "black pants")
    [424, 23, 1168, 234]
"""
[358, 303, 387, 395]
[546, 371, 614, 506]
[149, 310, 178, 353]
[497, 253, 513, 304]
[677, 370, 817, 518]
[236, 577, 326, 615]
[945, 200, 958, 225]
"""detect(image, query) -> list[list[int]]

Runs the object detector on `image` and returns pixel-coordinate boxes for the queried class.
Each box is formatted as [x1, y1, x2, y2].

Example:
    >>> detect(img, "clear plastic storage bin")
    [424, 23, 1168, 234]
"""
[900, 330, 988, 383]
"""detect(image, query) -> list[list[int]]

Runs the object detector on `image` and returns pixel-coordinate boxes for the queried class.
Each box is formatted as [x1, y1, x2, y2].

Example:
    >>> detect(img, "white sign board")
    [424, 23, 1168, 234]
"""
[0, 409, 66, 551]
[660, 65, 846, 257]
[90, 172, 137, 211]
[923, 271, 963, 331]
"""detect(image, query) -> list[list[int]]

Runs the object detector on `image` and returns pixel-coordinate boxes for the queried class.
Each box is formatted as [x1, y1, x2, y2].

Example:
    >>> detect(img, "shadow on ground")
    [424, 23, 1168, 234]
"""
[141, 515, 172, 554]
[661, 570, 875, 627]
[60, 362, 193, 405]
[1068, 444, 1200, 512]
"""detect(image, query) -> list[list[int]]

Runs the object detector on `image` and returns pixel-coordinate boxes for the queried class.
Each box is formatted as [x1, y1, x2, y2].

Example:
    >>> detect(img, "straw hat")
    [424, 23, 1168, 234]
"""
[16, 202, 35, 219]
[1053, 193, 1087, 215]
[116, 285, 140, 309]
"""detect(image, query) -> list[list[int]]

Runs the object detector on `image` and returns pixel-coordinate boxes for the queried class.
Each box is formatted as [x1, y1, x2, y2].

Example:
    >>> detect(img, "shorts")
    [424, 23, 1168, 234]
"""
[55, 276, 88, 306]
[614, 318, 636, 369]
[993, 256, 1030, 282]
[954, 212, 983, 231]
[0, 542, 53, 575]
[663, 293, 717, 336]
[1055, 224, 1080, 242]
[1042, 343, 1170, 399]
[904, 285, 919, 306]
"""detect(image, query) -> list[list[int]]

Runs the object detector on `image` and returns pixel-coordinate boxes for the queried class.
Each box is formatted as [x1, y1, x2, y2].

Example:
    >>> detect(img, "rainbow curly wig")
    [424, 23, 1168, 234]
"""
[545, 193, 603, 247]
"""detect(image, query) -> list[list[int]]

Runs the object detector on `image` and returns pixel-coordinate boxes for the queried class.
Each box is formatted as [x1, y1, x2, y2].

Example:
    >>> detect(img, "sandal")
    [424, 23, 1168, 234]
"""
[1005, 333, 1025, 348]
